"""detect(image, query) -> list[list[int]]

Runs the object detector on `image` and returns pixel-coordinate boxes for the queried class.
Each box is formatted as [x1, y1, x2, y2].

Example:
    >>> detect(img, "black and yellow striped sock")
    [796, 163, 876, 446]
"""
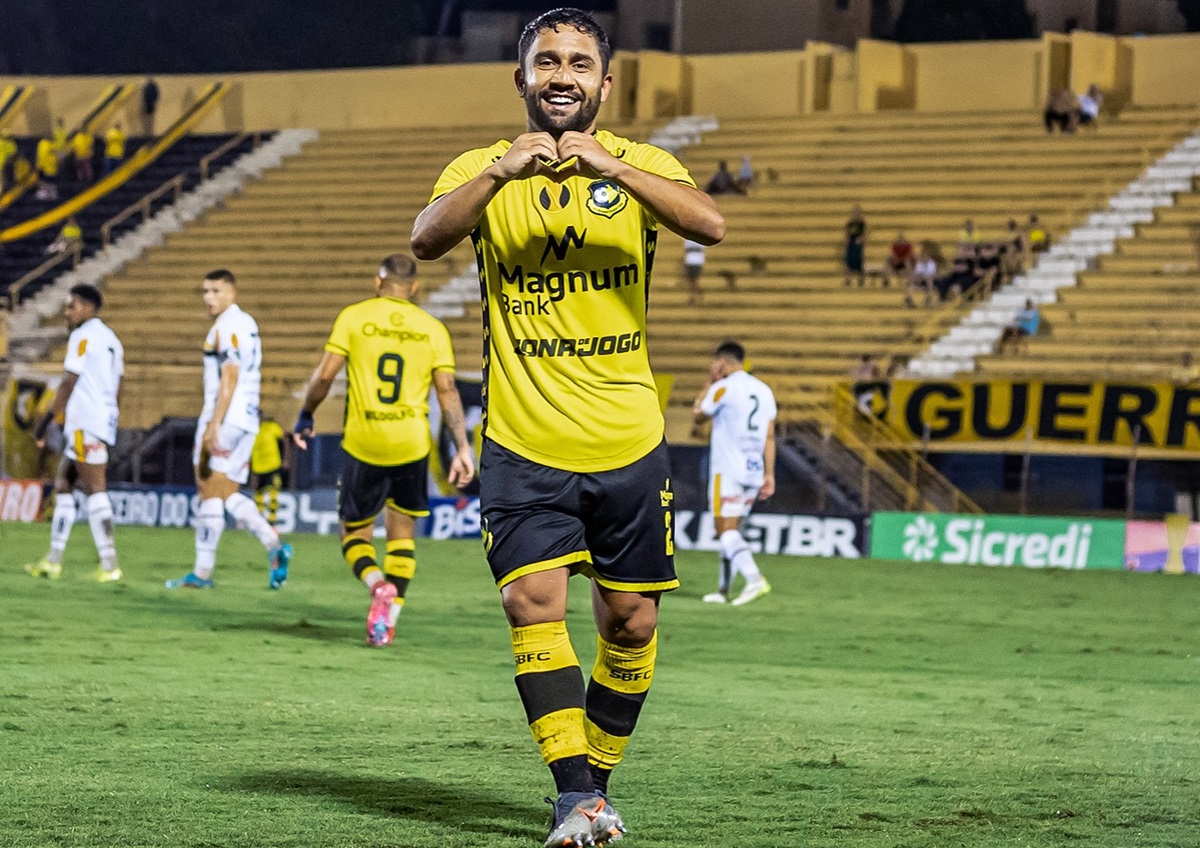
[585, 631, 658, 794]
[341, 535, 381, 585]
[384, 539, 416, 603]
[512, 621, 592, 794]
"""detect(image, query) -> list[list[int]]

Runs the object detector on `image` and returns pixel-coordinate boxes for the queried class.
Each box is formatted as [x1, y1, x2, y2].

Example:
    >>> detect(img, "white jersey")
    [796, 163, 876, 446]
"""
[201, 303, 262, 433]
[700, 369, 777, 487]
[63, 316, 123, 445]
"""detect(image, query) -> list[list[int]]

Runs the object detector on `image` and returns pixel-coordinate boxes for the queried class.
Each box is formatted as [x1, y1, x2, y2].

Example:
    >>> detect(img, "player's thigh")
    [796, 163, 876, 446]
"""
[383, 508, 416, 541]
[338, 453, 390, 530]
[580, 440, 678, 593]
[479, 438, 587, 590]
[709, 472, 757, 520]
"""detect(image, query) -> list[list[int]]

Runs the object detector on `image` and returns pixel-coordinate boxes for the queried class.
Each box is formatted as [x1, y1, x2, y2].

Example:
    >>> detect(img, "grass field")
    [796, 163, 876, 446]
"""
[3, 522, 1200, 847]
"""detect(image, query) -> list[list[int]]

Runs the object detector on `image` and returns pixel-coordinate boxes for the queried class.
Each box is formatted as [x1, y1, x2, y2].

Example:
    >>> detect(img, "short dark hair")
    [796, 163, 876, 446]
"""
[714, 341, 745, 363]
[205, 268, 237, 285]
[69, 284, 102, 311]
[378, 254, 417, 281]
[518, 8, 612, 75]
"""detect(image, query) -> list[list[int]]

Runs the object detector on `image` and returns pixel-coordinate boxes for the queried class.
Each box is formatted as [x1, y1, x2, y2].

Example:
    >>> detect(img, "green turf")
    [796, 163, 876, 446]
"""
[3, 522, 1200, 847]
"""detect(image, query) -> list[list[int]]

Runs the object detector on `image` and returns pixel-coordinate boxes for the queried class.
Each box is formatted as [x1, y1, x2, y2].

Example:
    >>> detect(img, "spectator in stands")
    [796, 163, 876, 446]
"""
[704, 160, 743, 196]
[72, 129, 95, 184]
[1077, 84, 1103, 128]
[851, 354, 885, 414]
[35, 135, 59, 200]
[998, 298, 1041, 354]
[975, 241, 1002, 293]
[1044, 88, 1077, 133]
[957, 218, 982, 254]
[884, 231, 914, 287]
[904, 246, 938, 307]
[46, 217, 82, 255]
[51, 118, 69, 155]
[843, 204, 868, 286]
[936, 252, 979, 301]
[0, 131, 16, 192]
[1026, 214, 1050, 253]
[736, 155, 754, 192]
[103, 123, 126, 176]
[142, 77, 161, 136]
[682, 238, 706, 305]
[1000, 218, 1028, 280]
[1171, 352, 1200, 385]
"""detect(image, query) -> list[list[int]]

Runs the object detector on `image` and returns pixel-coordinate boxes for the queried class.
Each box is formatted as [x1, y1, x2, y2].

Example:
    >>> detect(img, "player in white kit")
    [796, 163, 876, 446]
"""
[692, 341, 777, 606]
[165, 269, 292, 589]
[26, 285, 124, 581]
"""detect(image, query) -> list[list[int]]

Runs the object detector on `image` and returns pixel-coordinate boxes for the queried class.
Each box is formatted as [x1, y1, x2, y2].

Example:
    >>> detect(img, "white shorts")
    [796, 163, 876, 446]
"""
[709, 472, 760, 519]
[64, 428, 110, 465]
[193, 420, 255, 485]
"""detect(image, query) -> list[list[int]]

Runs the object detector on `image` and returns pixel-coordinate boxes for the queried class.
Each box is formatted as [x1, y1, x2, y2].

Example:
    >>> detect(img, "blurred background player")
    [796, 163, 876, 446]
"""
[692, 340, 777, 606]
[165, 269, 292, 589]
[411, 9, 724, 847]
[250, 414, 287, 528]
[293, 254, 474, 646]
[26, 284, 124, 581]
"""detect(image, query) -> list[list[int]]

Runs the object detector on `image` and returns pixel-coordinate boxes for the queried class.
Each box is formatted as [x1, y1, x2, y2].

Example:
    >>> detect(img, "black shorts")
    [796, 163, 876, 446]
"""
[479, 438, 679, 593]
[338, 450, 429, 527]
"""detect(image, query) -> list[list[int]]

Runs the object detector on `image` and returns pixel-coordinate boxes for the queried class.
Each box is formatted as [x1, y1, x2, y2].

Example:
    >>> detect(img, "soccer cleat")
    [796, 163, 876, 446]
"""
[94, 566, 124, 583]
[164, 572, 215, 589]
[366, 582, 398, 646]
[268, 542, 292, 589]
[701, 591, 728, 604]
[25, 558, 63, 580]
[731, 579, 771, 607]
[544, 792, 625, 848]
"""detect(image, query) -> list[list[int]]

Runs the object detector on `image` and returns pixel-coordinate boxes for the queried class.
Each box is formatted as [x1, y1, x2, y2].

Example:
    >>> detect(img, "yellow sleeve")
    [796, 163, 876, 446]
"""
[628, 142, 697, 188]
[431, 320, 455, 373]
[430, 144, 505, 203]
[324, 307, 352, 356]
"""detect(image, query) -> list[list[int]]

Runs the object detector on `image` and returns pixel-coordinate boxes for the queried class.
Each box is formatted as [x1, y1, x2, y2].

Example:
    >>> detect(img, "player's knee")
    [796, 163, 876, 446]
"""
[500, 571, 568, 626]
[596, 592, 659, 648]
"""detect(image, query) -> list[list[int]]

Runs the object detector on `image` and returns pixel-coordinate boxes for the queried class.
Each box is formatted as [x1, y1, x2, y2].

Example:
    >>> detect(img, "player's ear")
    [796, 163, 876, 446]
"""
[515, 67, 526, 97]
[599, 72, 612, 104]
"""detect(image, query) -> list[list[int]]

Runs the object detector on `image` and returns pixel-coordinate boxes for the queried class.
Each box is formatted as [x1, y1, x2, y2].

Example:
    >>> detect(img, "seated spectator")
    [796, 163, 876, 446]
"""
[957, 218, 982, 254]
[998, 298, 1041, 353]
[936, 253, 979, 301]
[851, 354, 884, 414]
[975, 242, 1002, 293]
[736, 155, 754, 192]
[904, 248, 938, 307]
[1026, 214, 1050, 253]
[704, 160, 743, 196]
[1000, 218, 1028, 280]
[843, 204, 867, 286]
[46, 217, 82, 255]
[884, 230, 914, 287]
[104, 123, 126, 176]
[1077, 84, 1103, 127]
[1044, 88, 1077, 133]
[0, 131, 16, 192]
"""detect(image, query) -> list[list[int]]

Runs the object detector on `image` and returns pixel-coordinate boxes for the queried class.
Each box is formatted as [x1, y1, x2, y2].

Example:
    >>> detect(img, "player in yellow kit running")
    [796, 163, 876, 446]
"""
[411, 8, 725, 846]
[294, 254, 474, 646]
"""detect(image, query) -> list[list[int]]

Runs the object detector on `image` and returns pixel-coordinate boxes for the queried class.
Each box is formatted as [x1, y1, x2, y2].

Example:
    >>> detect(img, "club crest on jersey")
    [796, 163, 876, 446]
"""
[587, 180, 628, 218]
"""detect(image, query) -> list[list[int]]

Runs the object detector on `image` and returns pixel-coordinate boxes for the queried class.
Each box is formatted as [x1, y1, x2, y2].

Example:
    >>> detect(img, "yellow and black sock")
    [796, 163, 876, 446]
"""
[341, 534, 381, 585]
[585, 631, 658, 794]
[384, 539, 416, 602]
[512, 621, 592, 794]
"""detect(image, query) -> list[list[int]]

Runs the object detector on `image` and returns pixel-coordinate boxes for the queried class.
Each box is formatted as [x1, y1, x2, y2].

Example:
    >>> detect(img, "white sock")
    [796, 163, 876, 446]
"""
[194, 497, 225, 579]
[48, 493, 76, 563]
[225, 491, 279, 551]
[86, 492, 118, 569]
[719, 528, 763, 585]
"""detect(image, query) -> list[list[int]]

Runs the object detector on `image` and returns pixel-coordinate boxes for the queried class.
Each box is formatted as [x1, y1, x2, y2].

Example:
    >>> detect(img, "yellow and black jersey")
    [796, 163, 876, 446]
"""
[431, 130, 696, 474]
[325, 296, 455, 467]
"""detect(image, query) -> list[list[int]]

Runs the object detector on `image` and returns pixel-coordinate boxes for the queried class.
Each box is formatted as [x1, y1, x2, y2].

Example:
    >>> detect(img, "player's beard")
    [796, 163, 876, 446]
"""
[524, 87, 602, 137]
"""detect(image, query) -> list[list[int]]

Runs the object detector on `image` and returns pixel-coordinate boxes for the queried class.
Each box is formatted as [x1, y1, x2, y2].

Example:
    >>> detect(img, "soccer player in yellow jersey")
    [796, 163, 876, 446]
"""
[293, 254, 475, 646]
[250, 415, 286, 528]
[411, 9, 725, 846]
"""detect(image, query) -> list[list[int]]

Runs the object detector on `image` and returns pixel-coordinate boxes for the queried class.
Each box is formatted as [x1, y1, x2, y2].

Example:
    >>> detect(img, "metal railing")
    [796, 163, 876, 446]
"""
[100, 173, 186, 246]
[200, 132, 260, 181]
[7, 243, 81, 307]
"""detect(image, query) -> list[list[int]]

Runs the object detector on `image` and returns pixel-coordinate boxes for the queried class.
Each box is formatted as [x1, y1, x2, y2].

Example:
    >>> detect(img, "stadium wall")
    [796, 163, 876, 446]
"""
[5, 31, 1199, 134]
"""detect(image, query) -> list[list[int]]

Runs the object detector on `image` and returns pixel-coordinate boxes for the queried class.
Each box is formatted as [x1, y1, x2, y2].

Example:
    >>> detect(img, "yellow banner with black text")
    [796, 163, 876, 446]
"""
[880, 379, 1200, 456]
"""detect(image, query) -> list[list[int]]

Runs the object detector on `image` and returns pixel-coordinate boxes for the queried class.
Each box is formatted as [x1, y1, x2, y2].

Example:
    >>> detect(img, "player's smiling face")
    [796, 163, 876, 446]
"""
[517, 25, 611, 136]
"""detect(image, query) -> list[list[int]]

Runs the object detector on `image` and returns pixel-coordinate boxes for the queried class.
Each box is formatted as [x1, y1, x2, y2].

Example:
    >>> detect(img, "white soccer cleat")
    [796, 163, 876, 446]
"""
[701, 591, 728, 604]
[731, 580, 771, 607]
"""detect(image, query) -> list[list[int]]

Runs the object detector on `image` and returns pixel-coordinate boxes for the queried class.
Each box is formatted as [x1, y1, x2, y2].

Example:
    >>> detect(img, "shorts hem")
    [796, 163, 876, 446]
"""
[587, 571, 680, 593]
[385, 501, 430, 517]
[496, 550, 592, 590]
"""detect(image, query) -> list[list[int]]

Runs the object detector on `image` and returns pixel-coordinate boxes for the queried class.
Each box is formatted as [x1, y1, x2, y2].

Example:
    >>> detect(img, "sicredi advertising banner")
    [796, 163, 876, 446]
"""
[871, 512, 1126, 570]
[883, 379, 1200, 455]
[676, 510, 867, 558]
[75, 487, 482, 540]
